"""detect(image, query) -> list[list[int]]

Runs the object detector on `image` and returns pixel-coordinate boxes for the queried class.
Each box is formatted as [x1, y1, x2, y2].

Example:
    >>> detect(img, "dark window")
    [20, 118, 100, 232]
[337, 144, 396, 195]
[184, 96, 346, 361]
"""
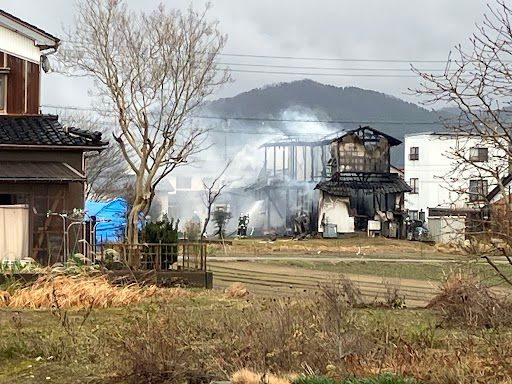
[469, 147, 488, 162]
[409, 147, 419, 161]
[409, 178, 419, 194]
[0, 194, 12, 205]
[469, 179, 488, 202]
[408, 210, 419, 220]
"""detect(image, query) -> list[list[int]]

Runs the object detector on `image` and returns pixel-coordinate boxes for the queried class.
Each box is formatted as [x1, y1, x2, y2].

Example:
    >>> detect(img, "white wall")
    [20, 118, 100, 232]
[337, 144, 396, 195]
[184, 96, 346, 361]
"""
[0, 205, 29, 261]
[428, 216, 465, 243]
[318, 192, 355, 233]
[404, 133, 506, 218]
[0, 24, 41, 63]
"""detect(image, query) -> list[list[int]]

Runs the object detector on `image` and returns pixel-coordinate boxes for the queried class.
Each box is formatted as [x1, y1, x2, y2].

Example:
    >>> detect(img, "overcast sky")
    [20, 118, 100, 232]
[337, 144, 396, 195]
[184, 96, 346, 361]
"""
[3, 0, 491, 112]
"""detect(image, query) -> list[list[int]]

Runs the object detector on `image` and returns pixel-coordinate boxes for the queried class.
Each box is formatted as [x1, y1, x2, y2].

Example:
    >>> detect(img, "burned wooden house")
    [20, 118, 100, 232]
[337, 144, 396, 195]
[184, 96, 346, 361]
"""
[315, 126, 411, 237]
[247, 136, 332, 234]
[248, 126, 410, 237]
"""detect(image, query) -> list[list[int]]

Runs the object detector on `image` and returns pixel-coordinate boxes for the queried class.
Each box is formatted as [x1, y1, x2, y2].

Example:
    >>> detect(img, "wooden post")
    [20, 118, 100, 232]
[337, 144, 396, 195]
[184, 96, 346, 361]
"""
[310, 145, 315, 181]
[264, 147, 268, 182]
[282, 146, 285, 179]
[273, 146, 276, 177]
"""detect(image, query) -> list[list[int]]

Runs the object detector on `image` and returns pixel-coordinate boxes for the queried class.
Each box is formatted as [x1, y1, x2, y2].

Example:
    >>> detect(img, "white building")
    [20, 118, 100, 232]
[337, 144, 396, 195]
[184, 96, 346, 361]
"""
[404, 132, 507, 242]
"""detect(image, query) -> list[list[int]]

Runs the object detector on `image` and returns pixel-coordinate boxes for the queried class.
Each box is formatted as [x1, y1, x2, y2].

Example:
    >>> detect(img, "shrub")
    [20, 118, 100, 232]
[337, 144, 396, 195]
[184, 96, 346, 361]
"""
[293, 375, 417, 384]
[224, 282, 249, 298]
[427, 271, 512, 328]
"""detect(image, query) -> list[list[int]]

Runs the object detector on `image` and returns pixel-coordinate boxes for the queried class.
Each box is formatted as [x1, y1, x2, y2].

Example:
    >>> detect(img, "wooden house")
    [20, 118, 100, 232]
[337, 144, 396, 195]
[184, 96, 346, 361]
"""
[0, 10, 107, 264]
[315, 126, 411, 237]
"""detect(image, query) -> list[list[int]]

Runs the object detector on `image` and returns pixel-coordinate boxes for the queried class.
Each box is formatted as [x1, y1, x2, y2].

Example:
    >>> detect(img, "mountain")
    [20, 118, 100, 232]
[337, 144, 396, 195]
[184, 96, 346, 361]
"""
[205, 79, 443, 166]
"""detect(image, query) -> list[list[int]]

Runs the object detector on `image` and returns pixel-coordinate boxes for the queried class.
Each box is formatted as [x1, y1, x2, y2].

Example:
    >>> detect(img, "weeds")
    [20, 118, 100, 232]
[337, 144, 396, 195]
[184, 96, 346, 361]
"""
[427, 271, 512, 328]
[383, 280, 405, 309]
[3, 273, 512, 383]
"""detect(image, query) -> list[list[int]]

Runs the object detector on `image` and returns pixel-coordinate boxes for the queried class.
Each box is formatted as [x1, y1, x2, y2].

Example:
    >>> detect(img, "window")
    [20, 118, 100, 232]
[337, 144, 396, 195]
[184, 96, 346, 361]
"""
[408, 210, 419, 220]
[469, 179, 488, 202]
[409, 147, 419, 161]
[409, 178, 419, 194]
[469, 147, 488, 162]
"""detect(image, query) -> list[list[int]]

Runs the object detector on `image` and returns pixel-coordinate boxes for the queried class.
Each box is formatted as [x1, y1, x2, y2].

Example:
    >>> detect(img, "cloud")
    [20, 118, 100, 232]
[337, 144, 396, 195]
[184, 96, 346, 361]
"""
[2, 0, 491, 106]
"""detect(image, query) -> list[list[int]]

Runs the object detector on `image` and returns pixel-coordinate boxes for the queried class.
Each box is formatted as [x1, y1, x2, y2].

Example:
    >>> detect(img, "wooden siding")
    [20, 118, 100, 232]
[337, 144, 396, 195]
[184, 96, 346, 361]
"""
[0, 50, 40, 114]
[26, 61, 39, 113]
[6, 54, 24, 114]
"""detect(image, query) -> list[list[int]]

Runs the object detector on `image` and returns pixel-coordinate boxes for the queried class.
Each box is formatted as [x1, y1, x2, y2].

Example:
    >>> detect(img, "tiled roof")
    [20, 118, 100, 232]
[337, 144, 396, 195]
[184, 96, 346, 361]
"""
[0, 161, 85, 182]
[315, 172, 412, 197]
[0, 115, 107, 148]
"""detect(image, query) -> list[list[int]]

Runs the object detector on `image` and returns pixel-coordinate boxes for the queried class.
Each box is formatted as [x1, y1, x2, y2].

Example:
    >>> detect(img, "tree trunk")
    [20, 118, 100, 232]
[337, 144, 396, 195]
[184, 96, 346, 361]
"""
[126, 199, 146, 268]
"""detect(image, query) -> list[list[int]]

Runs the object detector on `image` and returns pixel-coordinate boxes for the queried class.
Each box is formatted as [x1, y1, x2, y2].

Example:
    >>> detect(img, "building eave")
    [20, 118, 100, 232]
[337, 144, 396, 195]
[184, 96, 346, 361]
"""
[0, 10, 60, 49]
[0, 144, 106, 151]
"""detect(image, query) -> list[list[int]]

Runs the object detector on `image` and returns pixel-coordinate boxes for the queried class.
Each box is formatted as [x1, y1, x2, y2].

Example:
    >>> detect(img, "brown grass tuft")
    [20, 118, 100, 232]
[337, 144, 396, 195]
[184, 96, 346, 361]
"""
[224, 282, 249, 298]
[427, 271, 512, 328]
[0, 290, 10, 306]
[231, 369, 291, 384]
[231, 368, 261, 384]
[4, 274, 187, 309]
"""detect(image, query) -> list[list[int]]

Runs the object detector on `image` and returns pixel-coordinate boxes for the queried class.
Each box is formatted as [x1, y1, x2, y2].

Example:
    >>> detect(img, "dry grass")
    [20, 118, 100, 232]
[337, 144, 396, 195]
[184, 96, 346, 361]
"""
[0, 274, 189, 309]
[231, 368, 292, 384]
[0, 290, 10, 305]
[427, 271, 512, 328]
[224, 282, 250, 298]
[211, 237, 445, 257]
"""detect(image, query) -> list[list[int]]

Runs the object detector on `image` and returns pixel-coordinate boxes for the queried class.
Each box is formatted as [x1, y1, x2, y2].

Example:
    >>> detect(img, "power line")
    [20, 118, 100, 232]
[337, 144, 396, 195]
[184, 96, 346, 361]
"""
[62, 40, 449, 64]
[219, 62, 445, 72]
[224, 68, 418, 78]
[192, 115, 440, 125]
[217, 52, 449, 63]
[41, 104, 441, 125]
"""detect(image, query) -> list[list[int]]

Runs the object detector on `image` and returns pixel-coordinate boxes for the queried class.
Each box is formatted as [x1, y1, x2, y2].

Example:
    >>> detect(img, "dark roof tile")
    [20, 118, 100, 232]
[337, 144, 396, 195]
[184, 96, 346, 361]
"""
[315, 172, 412, 196]
[0, 115, 107, 148]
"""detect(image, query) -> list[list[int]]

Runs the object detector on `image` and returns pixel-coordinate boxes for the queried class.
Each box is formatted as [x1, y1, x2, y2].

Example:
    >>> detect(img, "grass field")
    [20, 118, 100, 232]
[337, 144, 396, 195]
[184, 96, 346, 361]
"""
[1, 280, 512, 384]
[2, 238, 512, 383]
[208, 237, 456, 259]
[259, 258, 512, 284]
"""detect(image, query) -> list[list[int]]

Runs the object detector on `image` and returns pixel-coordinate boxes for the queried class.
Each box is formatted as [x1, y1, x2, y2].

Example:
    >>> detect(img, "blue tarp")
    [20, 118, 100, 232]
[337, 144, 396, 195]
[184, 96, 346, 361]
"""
[85, 198, 128, 244]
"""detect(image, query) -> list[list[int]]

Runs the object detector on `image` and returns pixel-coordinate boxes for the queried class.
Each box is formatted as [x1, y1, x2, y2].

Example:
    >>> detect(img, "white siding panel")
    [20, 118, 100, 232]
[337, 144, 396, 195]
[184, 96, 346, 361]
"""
[0, 25, 40, 63]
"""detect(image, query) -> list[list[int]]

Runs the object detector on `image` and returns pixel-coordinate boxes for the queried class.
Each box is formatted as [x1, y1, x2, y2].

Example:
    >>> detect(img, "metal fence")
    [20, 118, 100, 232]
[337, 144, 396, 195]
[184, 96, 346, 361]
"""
[92, 241, 208, 272]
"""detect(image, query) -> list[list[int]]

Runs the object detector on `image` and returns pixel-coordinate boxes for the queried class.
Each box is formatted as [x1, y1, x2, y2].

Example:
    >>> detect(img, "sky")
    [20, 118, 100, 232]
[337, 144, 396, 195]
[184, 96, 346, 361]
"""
[2, 0, 491, 113]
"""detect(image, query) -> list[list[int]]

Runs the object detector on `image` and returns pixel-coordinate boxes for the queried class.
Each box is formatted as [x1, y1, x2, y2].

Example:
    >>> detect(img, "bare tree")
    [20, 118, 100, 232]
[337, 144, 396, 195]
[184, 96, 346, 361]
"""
[58, 0, 229, 265]
[201, 161, 231, 239]
[413, 0, 512, 283]
[60, 113, 133, 201]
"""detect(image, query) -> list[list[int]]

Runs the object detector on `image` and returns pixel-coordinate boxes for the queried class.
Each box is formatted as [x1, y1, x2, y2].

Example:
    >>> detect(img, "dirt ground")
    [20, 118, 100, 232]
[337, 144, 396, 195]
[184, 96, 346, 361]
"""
[209, 260, 438, 307]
